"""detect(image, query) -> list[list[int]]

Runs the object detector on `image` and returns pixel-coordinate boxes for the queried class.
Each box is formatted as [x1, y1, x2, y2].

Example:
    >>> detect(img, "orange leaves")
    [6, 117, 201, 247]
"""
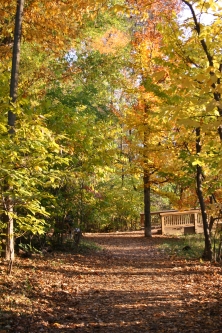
[0, 0, 106, 59]
[0, 232, 222, 332]
[91, 28, 129, 55]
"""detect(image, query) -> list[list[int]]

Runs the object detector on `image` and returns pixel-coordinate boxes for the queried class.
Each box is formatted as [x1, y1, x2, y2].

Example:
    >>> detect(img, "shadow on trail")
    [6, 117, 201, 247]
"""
[1, 232, 221, 333]
[4, 287, 221, 333]
[14, 250, 208, 278]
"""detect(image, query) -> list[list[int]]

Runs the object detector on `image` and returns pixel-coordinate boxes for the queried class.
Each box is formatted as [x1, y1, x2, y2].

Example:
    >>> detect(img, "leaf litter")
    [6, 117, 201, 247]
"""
[0, 231, 221, 332]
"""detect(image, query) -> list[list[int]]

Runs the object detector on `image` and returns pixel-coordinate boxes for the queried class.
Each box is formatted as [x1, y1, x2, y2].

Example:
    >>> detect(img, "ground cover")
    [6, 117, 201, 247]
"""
[0, 231, 221, 332]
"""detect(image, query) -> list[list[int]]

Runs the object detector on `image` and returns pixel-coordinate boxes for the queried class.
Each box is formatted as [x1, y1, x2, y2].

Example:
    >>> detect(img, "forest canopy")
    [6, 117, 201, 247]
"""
[1, 0, 222, 262]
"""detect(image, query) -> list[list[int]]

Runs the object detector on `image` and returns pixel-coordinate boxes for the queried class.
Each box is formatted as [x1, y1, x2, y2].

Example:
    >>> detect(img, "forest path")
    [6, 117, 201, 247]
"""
[82, 231, 221, 333]
[1, 231, 221, 333]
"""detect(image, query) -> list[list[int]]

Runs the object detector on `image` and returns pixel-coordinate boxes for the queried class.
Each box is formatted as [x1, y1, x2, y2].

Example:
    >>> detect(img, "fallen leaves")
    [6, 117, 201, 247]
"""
[0, 231, 221, 332]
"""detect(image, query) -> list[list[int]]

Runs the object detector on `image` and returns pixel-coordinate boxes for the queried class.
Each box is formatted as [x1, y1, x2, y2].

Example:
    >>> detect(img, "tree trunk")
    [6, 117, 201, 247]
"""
[9, 0, 24, 122]
[183, 0, 219, 261]
[2, 0, 25, 262]
[143, 104, 152, 237]
[2, 202, 14, 262]
[143, 172, 152, 237]
[196, 127, 212, 260]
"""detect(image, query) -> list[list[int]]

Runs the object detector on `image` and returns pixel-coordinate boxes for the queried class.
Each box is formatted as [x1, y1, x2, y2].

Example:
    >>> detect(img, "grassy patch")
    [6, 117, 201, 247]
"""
[77, 239, 102, 254]
[48, 238, 102, 255]
[159, 234, 205, 259]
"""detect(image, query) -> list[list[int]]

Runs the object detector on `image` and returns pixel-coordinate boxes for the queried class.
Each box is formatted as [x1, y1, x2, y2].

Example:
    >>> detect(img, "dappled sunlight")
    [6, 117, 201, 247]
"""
[1, 232, 221, 332]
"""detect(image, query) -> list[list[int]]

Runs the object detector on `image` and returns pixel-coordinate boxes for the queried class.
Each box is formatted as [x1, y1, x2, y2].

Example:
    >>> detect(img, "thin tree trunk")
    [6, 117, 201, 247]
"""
[143, 104, 152, 237]
[143, 172, 152, 237]
[196, 127, 212, 260]
[183, 0, 219, 262]
[9, 0, 24, 125]
[2, 0, 25, 263]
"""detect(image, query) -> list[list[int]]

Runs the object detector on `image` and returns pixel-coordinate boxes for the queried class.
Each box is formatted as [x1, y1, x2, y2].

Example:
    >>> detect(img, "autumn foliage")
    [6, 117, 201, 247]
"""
[1, 0, 222, 264]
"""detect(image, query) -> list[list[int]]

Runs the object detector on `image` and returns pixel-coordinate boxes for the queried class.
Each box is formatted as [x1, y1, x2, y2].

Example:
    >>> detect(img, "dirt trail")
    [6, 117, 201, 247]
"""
[0, 231, 221, 333]
[85, 231, 222, 332]
[86, 231, 167, 260]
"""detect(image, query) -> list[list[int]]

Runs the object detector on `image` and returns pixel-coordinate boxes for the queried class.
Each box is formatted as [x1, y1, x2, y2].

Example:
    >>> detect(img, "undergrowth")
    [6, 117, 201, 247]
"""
[76, 239, 102, 254]
[159, 234, 205, 259]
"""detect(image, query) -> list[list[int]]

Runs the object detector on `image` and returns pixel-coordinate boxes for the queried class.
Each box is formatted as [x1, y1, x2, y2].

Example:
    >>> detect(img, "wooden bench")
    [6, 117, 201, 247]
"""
[160, 210, 203, 235]
[140, 210, 204, 235]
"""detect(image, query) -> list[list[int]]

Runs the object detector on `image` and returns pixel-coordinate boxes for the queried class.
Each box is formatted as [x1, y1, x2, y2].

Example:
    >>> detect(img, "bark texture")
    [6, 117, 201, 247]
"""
[196, 128, 212, 261]
[2, 0, 25, 262]
[144, 173, 152, 237]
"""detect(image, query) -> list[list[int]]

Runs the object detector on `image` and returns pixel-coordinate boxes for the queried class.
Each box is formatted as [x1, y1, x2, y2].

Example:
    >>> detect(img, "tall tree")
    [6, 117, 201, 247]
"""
[120, 0, 179, 237]
[181, 0, 222, 260]
[155, 0, 222, 259]
[2, 0, 24, 263]
[0, 0, 113, 263]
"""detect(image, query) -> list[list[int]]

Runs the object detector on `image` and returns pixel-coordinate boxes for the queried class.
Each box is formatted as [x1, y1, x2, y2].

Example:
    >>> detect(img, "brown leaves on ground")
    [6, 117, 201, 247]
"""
[0, 231, 221, 333]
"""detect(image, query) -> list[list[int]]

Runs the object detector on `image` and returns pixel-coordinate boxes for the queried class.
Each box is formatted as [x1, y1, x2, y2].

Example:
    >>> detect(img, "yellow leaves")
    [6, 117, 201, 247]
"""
[215, 84, 222, 94]
[0, 123, 7, 133]
[77, 105, 87, 112]
[195, 73, 207, 82]
[199, 24, 213, 41]
[191, 159, 202, 167]
[138, 90, 159, 106]
[205, 100, 217, 113]
[204, 0, 220, 11]
[177, 118, 199, 128]
[111, 5, 126, 13]
[152, 70, 167, 83]
[34, 166, 42, 172]
[180, 77, 194, 89]
[207, 75, 218, 86]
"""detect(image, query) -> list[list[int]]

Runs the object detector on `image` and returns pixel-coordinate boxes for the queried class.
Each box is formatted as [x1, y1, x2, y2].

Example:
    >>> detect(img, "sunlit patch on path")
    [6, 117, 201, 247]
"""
[0, 231, 221, 332]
